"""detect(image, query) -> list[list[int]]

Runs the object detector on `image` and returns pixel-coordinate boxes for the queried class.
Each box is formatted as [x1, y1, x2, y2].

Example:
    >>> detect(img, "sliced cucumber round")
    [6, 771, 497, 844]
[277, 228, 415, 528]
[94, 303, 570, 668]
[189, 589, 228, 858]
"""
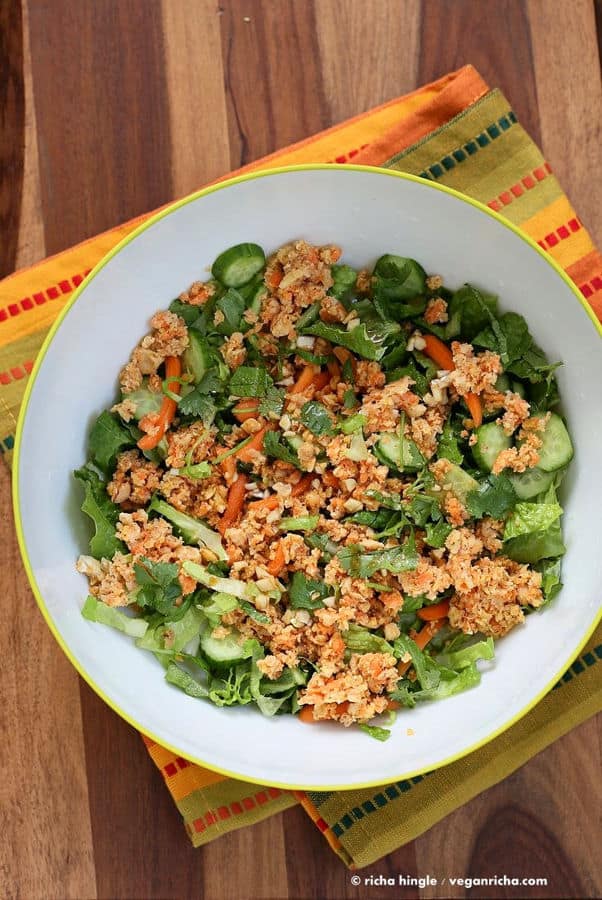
[183, 330, 214, 383]
[537, 413, 574, 472]
[200, 626, 246, 669]
[508, 467, 555, 500]
[374, 432, 425, 472]
[211, 243, 266, 288]
[471, 422, 511, 472]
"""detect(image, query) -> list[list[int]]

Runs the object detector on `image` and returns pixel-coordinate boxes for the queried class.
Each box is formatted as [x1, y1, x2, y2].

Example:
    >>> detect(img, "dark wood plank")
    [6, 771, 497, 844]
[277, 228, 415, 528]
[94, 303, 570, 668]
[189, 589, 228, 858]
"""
[418, 0, 542, 143]
[0, 0, 25, 277]
[79, 680, 203, 900]
[27, 0, 173, 254]
[220, 0, 330, 166]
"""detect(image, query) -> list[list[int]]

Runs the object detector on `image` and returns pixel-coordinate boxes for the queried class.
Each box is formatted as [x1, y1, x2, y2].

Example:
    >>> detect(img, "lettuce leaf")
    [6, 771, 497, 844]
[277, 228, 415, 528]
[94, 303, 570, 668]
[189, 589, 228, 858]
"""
[343, 624, 394, 655]
[74, 465, 125, 559]
[436, 636, 494, 670]
[359, 724, 391, 741]
[82, 595, 147, 637]
[302, 319, 401, 361]
[503, 496, 562, 541]
[338, 534, 418, 577]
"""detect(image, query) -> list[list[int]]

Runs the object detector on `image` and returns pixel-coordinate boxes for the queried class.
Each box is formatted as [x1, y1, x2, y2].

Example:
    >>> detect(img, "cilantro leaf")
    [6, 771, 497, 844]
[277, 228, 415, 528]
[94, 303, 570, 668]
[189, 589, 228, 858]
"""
[466, 473, 518, 519]
[288, 572, 331, 610]
[74, 465, 125, 559]
[178, 368, 222, 421]
[88, 411, 135, 474]
[229, 366, 273, 398]
[424, 519, 452, 548]
[338, 535, 418, 577]
[263, 431, 302, 468]
[300, 401, 334, 436]
[258, 386, 285, 419]
[359, 724, 391, 741]
[134, 556, 183, 615]
[437, 422, 464, 464]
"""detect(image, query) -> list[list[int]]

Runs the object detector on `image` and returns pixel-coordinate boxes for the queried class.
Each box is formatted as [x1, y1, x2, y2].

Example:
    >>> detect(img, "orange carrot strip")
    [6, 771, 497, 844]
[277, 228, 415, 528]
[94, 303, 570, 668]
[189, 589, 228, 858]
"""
[465, 392, 483, 427]
[298, 706, 318, 723]
[312, 371, 331, 391]
[422, 334, 454, 370]
[137, 356, 181, 451]
[291, 474, 314, 497]
[323, 471, 340, 489]
[266, 540, 287, 577]
[237, 424, 270, 462]
[422, 334, 482, 427]
[248, 495, 281, 513]
[289, 364, 318, 395]
[267, 268, 283, 289]
[417, 600, 450, 621]
[219, 474, 248, 534]
[333, 346, 357, 379]
[387, 699, 401, 711]
[327, 359, 341, 380]
[398, 619, 446, 677]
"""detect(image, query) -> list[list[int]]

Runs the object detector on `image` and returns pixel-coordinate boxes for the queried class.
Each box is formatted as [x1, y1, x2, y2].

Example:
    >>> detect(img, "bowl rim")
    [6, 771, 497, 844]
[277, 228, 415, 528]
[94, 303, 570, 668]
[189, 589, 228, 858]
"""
[13, 163, 602, 791]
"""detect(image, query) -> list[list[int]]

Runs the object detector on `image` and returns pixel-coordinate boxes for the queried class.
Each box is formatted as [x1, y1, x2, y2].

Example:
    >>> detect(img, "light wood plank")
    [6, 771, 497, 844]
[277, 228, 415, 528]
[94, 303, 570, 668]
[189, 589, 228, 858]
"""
[316, 0, 421, 122]
[527, 0, 602, 243]
[161, 0, 231, 197]
[0, 465, 97, 900]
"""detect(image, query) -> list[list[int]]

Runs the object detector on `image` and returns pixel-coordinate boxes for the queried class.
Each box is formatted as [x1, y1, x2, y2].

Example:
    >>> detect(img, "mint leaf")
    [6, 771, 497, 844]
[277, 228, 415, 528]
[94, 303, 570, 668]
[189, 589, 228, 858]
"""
[229, 366, 273, 398]
[258, 386, 285, 418]
[134, 556, 182, 615]
[288, 572, 330, 610]
[263, 431, 301, 468]
[300, 401, 334, 436]
[74, 465, 125, 559]
[302, 319, 400, 361]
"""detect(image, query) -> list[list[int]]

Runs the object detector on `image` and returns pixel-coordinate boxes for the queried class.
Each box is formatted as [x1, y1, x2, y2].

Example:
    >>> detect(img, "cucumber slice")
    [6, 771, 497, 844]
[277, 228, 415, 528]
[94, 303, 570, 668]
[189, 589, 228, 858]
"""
[182, 330, 214, 383]
[123, 381, 164, 421]
[211, 243, 266, 288]
[536, 413, 574, 472]
[374, 432, 425, 472]
[200, 626, 246, 668]
[508, 467, 555, 500]
[429, 461, 479, 505]
[471, 422, 511, 472]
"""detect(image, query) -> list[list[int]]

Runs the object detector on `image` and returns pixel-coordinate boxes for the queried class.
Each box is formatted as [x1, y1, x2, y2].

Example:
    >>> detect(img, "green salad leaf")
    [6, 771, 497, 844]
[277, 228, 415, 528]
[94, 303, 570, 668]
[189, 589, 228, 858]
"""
[503, 494, 563, 541]
[448, 284, 498, 341]
[536, 558, 563, 604]
[338, 535, 418, 577]
[258, 386, 286, 418]
[359, 724, 391, 742]
[263, 431, 302, 468]
[88, 411, 135, 474]
[214, 288, 245, 335]
[134, 557, 183, 615]
[229, 365, 273, 398]
[82, 594, 148, 637]
[74, 465, 125, 559]
[329, 264, 357, 302]
[343, 624, 394, 654]
[302, 319, 401, 361]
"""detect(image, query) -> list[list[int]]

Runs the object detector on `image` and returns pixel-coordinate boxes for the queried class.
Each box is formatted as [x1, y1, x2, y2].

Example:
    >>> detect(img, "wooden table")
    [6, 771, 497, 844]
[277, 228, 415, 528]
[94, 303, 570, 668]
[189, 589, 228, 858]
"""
[2, 2, 601, 898]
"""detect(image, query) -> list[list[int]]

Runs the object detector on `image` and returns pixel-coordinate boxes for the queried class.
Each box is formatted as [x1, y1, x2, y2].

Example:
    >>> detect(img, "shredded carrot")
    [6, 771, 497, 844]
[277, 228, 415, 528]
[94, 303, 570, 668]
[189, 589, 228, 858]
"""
[291, 474, 314, 497]
[387, 699, 401, 711]
[323, 471, 340, 489]
[464, 392, 483, 427]
[290, 364, 319, 395]
[422, 334, 482, 428]
[298, 706, 318, 723]
[398, 619, 446, 677]
[233, 399, 260, 422]
[219, 474, 248, 534]
[248, 495, 280, 513]
[266, 540, 287, 577]
[237, 424, 270, 462]
[312, 371, 331, 391]
[333, 346, 357, 379]
[327, 358, 341, 380]
[137, 356, 181, 451]
[417, 600, 450, 621]
[267, 268, 283, 289]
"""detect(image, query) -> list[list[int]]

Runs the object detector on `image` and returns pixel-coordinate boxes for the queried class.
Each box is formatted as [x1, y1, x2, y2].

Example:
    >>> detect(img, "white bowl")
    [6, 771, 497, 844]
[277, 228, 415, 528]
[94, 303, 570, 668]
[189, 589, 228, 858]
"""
[14, 165, 602, 790]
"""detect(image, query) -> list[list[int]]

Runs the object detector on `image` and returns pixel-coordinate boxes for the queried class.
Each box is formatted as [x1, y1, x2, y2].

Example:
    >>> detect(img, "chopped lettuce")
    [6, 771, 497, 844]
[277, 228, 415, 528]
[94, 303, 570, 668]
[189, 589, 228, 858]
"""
[74, 465, 125, 559]
[503, 492, 563, 540]
[165, 663, 210, 698]
[392, 662, 481, 707]
[359, 724, 391, 742]
[338, 535, 418, 577]
[302, 319, 401, 362]
[536, 558, 563, 605]
[436, 636, 494, 670]
[147, 496, 227, 560]
[289, 572, 331, 610]
[329, 264, 358, 302]
[343, 624, 394, 654]
[278, 515, 319, 533]
[82, 594, 147, 637]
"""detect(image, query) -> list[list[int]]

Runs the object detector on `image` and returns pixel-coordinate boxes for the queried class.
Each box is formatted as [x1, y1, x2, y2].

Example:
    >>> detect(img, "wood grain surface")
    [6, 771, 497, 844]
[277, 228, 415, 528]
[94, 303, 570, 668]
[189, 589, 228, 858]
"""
[2, 1, 601, 898]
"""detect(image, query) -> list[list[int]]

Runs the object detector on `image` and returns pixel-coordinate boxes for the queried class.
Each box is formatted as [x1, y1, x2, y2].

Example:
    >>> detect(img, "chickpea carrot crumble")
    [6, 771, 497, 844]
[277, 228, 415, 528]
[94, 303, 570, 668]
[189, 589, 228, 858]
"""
[75, 241, 571, 738]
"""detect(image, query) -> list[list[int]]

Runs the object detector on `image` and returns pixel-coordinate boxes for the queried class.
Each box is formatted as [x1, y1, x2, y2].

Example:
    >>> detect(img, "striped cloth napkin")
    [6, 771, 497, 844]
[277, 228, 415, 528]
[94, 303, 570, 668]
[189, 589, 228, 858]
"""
[2, 65, 601, 869]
